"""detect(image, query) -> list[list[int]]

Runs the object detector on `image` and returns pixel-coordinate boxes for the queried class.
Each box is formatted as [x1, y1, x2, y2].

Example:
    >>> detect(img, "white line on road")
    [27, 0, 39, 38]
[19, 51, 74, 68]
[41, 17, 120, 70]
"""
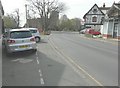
[36, 59, 39, 64]
[40, 78, 45, 85]
[35, 49, 45, 85]
[39, 69, 42, 77]
[39, 69, 41, 73]
[38, 69, 45, 85]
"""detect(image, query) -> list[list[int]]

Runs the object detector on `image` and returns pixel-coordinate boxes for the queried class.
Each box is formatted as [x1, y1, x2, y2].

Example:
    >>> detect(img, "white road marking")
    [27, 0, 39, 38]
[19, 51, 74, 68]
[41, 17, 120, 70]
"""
[39, 69, 41, 73]
[40, 78, 45, 85]
[19, 59, 33, 63]
[11, 59, 22, 62]
[36, 59, 39, 64]
[35, 51, 45, 85]
[11, 58, 33, 63]
[49, 38, 103, 86]
[38, 69, 45, 85]
[39, 69, 42, 77]
[36, 56, 39, 64]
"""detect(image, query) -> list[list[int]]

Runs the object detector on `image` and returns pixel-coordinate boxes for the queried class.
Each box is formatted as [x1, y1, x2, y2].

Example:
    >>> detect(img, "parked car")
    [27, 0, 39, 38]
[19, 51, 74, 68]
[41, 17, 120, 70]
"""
[28, 28, 41, 43]
[4, 28, 37, 54]
[85, 28, 101, 35]
[79, 29, 86, 34]
[44, 30, 51, 35]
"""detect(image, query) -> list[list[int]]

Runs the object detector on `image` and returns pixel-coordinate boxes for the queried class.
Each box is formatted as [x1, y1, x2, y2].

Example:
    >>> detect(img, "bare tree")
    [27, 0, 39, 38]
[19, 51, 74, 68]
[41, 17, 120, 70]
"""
[27, 0, 67, 31]
[14, 9, 20, 28]
[4, 14, 17, 28]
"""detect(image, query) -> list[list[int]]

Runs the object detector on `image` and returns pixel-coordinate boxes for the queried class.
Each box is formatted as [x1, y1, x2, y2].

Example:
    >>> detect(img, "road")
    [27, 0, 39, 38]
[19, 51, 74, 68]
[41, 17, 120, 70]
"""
[2, 31, 118, 86]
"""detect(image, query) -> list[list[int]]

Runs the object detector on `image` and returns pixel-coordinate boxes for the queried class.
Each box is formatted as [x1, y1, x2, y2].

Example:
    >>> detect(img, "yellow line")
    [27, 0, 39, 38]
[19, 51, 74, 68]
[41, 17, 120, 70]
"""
[49, 38, 104, 86]
[65, 56, 103, 86]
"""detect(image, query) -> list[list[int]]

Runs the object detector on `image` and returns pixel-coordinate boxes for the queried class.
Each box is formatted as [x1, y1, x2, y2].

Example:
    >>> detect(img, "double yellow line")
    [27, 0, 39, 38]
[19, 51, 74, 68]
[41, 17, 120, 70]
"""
[49, 37, 104, 86]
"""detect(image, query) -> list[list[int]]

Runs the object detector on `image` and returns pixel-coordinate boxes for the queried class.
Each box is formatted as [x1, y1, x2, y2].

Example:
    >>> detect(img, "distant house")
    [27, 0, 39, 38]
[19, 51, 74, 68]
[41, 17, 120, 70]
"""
[83, 4, 108, 31]
[60, 14, 69, 23]
[102, 2, 120, 39]
[27, 18, 42, 29]
[26, 11, 59, 31]
[49, 11, 59, 30]
[0, 0, 4, 34]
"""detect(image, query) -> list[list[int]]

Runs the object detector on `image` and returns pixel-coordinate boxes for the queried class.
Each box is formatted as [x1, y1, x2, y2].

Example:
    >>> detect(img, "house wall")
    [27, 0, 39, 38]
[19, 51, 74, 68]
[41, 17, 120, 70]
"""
[85, 15, 104, 24]
[102, 21, 108, 34]
[85, 5, 105, 25]
[102, 20, 120, 39]
[101, 25, 103, 34]
[27, 18, 42, 29]
[108, 21, 113, 35]
[102, 21, 112, 38]
[116, 21, 120, 39]
[118, 21, 120, 39]
[49, 11, 59, 30]
[88, 5, 102, 14]
[85, 14, 103, 31]
[84, 4, 105, 31]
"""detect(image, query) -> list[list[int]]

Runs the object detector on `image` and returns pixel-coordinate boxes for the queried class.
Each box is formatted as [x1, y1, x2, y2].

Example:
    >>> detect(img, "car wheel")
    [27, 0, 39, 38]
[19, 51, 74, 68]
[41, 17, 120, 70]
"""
[35, 37, 40, 43]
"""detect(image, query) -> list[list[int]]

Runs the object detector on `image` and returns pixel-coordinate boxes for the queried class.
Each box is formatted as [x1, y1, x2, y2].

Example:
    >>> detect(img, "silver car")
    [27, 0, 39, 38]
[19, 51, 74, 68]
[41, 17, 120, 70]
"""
[4, 28, 37, 54]
[29, 28, 41, 43]
[23, 28, 41, 43]
[79, 29, 86, 34]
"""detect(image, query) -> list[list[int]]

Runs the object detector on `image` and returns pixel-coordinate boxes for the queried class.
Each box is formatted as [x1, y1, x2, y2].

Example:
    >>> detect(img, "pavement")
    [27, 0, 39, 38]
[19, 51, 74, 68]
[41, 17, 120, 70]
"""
[77, 33, 119, 46]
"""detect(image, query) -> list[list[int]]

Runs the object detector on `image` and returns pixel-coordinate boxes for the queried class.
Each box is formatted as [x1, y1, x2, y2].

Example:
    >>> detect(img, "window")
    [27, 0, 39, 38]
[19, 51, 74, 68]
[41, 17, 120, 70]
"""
[93, 9, 97, 13]
[10, 31, 32, 39]
[92, 16, 97, 22]
[30, 30, 37, 33]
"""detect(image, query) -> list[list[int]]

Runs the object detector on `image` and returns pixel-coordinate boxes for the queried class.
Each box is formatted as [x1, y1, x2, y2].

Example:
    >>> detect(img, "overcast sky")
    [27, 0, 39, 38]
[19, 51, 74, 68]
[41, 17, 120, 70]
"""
[1, 0, 119, 26]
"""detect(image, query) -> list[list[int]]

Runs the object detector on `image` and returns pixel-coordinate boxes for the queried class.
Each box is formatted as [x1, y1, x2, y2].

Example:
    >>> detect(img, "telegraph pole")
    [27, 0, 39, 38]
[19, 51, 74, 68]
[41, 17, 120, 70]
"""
[25, 4, 27, 28]
[43, 0, 46, 31]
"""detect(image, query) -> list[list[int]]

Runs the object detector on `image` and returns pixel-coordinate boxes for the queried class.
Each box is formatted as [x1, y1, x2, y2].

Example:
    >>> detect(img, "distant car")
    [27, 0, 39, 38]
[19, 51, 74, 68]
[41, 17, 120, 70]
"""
[28, 28, 41, 43]
[4, 28, 37, 54]
[85, 28, 101, 35]
[44, 30, 51, 35]
[79, 29, 86, 34]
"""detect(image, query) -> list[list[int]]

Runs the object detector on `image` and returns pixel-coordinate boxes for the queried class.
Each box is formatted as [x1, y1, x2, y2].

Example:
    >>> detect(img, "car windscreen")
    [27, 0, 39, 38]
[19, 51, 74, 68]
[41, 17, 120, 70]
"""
[10, 31, 32, 39]
[30, 30, 37, 33]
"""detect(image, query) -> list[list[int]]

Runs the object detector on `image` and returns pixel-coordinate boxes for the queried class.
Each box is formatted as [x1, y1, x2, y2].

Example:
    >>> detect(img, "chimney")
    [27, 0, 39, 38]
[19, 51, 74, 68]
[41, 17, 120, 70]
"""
[103, 3, 105, 7]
